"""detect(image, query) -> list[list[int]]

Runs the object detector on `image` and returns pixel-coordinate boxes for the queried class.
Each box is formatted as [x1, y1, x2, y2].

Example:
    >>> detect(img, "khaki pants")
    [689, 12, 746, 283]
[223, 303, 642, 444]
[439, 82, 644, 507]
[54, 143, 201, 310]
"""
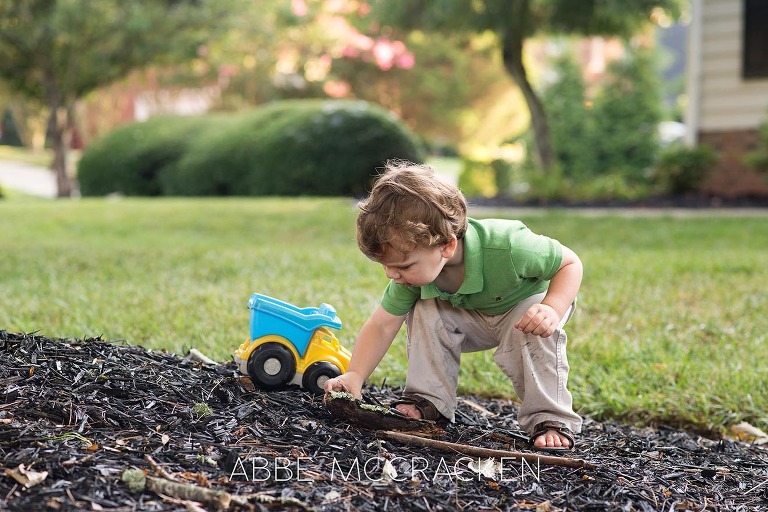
[403, 292, 582, 434]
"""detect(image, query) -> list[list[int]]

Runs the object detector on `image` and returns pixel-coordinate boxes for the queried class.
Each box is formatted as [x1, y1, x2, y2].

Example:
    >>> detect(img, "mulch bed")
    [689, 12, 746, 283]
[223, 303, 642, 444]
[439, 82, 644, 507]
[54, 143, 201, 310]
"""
[1, 331, 766, 511]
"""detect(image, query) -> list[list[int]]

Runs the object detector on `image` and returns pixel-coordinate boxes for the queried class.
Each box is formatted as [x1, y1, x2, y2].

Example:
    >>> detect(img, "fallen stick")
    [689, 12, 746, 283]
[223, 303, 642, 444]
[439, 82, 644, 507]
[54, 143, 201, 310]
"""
[122, 469, 231, 510]
[378, 430, 597, 471]
[188, 348, 218, 365]
[122, 469, 312, 511]
[145, 454, 179, 482]
[146, 477, 231, 510]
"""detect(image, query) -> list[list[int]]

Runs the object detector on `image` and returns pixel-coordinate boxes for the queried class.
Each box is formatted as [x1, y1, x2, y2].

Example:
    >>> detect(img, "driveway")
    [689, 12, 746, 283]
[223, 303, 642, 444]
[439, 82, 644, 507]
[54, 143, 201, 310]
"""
[0, 159, 57, 198]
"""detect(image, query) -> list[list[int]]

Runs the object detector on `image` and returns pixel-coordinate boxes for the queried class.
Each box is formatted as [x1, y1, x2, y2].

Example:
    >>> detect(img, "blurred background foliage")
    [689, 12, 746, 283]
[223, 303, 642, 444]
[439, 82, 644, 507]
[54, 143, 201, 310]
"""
[1, 0, 730, 200]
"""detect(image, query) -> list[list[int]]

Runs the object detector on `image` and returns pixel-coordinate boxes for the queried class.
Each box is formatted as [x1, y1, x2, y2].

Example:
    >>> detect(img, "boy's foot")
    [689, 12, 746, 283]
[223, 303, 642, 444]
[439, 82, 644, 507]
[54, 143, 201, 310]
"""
[529, 420, 575, 452]
[395, 403, 422, 419]
[392, 394, 448, 425]
[532, 429, 572, 449]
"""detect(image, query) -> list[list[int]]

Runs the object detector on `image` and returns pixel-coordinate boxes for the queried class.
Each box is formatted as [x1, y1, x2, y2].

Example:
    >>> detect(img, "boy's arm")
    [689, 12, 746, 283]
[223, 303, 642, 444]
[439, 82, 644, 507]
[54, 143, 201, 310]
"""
[515, 245, 583, 337]
[324, 304, 406, 399]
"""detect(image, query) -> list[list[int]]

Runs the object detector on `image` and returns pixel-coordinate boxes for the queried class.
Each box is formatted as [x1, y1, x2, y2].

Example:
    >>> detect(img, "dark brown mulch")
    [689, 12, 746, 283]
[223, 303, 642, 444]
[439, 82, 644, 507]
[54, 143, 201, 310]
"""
[1, 331, 767, 512]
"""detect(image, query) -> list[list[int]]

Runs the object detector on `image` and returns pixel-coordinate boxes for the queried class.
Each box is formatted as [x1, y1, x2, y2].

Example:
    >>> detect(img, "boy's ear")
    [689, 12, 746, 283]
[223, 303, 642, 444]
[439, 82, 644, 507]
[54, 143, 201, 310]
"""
[440, 236, 458, 258]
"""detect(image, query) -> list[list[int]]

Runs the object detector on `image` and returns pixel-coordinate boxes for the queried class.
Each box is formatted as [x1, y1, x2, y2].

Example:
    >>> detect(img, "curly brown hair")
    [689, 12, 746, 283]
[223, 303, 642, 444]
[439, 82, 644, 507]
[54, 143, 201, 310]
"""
[357, 160, 468, 261]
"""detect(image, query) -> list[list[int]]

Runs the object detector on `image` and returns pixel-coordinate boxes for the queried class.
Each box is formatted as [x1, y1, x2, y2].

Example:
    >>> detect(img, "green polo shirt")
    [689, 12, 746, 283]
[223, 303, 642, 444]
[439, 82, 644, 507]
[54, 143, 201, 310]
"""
[380, 218, 563, 316]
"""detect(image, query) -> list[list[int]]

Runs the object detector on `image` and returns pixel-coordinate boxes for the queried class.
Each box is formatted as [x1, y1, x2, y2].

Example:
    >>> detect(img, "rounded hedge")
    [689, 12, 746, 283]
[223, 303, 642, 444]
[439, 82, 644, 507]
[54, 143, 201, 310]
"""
[77, 115, 212, 196]
[78, 100, 425, 197]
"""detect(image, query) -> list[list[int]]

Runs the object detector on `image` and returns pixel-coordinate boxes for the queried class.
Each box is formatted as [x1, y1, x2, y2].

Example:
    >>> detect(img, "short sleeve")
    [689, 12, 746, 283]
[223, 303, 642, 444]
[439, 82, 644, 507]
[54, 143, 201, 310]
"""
[380, 281, 421, 316]
[512, 231, 563, 281]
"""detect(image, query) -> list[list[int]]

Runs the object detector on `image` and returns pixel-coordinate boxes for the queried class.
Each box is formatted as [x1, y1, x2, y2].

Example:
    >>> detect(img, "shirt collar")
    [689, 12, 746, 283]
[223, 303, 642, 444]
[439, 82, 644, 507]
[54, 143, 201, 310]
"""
[420, 220, 483, 298]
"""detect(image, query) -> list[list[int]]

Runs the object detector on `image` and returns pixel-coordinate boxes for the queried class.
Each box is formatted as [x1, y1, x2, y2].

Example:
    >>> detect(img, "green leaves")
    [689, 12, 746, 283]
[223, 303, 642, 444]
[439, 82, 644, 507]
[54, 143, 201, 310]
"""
[0, 0, 238, 103]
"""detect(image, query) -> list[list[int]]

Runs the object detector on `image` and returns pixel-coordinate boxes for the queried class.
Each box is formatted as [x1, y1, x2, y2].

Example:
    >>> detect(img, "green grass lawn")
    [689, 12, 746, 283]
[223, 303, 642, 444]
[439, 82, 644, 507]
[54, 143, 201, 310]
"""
[1, 196, 766, 436]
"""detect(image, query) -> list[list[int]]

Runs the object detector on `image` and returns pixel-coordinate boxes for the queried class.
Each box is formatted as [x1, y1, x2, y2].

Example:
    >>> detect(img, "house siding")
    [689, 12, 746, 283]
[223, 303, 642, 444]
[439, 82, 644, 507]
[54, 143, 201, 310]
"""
[690, 0, 768, 196]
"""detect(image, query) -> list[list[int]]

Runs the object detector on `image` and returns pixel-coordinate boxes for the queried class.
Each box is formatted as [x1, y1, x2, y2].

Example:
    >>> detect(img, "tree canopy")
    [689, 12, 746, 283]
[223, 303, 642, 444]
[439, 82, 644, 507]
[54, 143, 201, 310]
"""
[0, 0, 237, 196]
[366, 0, 682, 171]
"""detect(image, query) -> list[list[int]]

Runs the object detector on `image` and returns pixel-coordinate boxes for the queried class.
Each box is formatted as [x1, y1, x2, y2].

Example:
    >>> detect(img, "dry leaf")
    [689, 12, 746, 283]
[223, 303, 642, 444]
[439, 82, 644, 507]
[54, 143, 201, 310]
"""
[382, 458, 398, 482]
[729, 422, 768, 445]
[468, 458, 500, 480]
[4, 464, 48, 489]
[323, 490, 341, 502]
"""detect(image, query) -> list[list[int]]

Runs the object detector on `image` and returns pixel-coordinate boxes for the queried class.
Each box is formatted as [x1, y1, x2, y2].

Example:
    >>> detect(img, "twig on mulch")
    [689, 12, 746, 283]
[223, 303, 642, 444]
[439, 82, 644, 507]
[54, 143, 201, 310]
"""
[124, 468, 313, 512]
[188, 348, 218, 366]
[145, 454, 179, 481]
[326, 391, 595, 469]
[378, 430, 597, 470]
[123, 469, 233, 511]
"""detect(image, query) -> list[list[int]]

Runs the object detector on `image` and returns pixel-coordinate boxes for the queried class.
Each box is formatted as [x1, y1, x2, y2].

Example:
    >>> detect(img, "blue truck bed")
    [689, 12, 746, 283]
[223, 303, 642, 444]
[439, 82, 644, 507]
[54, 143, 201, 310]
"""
[247, 293, 342, 357]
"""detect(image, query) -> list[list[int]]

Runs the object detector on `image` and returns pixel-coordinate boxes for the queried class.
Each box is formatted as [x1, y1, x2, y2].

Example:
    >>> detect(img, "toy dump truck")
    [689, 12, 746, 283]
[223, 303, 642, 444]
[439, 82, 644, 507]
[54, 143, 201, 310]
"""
[233, 293, 352, 394]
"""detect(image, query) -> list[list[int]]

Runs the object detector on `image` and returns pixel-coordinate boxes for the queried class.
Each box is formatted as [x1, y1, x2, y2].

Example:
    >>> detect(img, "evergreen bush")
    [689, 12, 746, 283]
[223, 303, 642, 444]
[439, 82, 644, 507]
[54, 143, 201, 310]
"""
[540, 55, 595, 180]
[0, 108, 24, 147]
[78, 115, 209, 196]
[540, 46, 663, 186]
[590, 46, 663, 181]
[168, 99, 424, 196]
[652, 143, 716, 195]
[80, 100, 424, 197]
[744, 113, 768, 173]
[457, 158, 497, 197]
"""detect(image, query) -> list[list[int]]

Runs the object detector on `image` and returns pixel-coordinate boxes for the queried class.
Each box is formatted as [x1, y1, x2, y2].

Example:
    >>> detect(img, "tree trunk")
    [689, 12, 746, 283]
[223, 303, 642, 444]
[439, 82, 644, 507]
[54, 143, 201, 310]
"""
[500, 31, 555, 172]
[47, 105, 73, 198]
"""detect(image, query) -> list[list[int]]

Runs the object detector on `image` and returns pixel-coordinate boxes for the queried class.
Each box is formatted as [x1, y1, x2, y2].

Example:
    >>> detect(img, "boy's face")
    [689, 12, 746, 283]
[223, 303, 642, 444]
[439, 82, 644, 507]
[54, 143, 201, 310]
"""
[378, 238, 456, 287]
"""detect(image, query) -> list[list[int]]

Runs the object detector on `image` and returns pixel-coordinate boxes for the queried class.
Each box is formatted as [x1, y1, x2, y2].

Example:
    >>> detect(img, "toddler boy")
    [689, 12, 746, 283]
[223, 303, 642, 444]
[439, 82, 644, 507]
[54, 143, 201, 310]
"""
[324, 161, 582, 451]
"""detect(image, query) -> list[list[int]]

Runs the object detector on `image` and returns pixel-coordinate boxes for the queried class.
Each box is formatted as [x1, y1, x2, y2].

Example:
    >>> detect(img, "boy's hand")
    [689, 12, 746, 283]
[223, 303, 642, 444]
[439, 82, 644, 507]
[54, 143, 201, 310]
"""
[515, 303, 560, 338]
[323, 371, 364, 400]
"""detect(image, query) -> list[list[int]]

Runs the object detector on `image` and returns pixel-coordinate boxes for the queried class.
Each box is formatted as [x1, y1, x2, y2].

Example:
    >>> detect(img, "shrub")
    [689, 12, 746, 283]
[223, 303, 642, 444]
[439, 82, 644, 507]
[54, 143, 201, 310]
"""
[457, 158, 497, 197]
[517, 164, 571, 203]
[490, 158, 514, 197]
[540, 54, 596, 180]
[541, 46, 663, 183]
[590, 46, 663, 181]
[158, 107, 286, 196]
[166, 99, 425, 196]
[652, 143, 717, 195]
[78, 115, 210, 196]
[744, 114, 768, 173]
[0, 108, 24, 147]
[569, 173, 652, 202]
[80, 100, 425, 197]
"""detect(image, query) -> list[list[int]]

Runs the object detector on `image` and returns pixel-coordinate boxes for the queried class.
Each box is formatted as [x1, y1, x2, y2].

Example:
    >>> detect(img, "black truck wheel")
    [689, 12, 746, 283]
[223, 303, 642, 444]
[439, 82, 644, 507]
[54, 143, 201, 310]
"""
[247, 342, 296, 390]
[302, 361, 341, 394]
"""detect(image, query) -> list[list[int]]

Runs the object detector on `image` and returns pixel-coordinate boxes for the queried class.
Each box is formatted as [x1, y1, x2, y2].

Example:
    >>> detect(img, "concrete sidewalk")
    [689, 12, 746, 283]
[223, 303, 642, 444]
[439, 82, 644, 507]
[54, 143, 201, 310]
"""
[0, 159, 57, 198]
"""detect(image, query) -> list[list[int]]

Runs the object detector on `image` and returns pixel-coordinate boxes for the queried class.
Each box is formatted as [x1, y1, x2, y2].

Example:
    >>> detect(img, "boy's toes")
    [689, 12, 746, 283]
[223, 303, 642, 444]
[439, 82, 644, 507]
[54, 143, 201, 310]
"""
[395, 404, 422, 419]
[533, 429, 571, 448]
[529, 421, 576, 452]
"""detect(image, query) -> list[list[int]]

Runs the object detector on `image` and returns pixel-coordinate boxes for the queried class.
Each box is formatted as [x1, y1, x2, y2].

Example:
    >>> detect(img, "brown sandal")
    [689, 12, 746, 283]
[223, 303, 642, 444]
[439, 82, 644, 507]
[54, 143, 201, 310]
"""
[529, 420, 576, 453]
[391, 394, 449, 425]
